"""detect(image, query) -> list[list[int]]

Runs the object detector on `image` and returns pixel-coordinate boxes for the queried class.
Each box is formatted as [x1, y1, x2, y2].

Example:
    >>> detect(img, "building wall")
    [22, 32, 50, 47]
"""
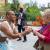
[0, 0, 5, 5]
[0, 0, 8, 16]
[0, 0, 7, 5]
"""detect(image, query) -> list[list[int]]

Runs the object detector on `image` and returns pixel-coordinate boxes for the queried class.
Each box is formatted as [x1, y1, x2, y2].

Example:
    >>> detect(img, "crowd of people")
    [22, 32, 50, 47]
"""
[0, 8, 50, 50]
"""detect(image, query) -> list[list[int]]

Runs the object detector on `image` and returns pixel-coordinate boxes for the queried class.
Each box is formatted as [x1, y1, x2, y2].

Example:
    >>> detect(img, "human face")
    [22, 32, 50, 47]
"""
[43, 14, 50, 24]
[8, 11, 15, 22]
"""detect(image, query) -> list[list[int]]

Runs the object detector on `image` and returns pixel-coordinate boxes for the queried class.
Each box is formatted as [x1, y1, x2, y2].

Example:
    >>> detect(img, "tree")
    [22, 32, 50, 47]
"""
[11, 0, 19, 12]
[26, 3, 41, 21]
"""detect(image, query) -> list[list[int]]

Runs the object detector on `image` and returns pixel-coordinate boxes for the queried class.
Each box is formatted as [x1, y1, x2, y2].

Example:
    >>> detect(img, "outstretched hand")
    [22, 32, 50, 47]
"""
[24, 26, 33, 34]
[32, 30, 36, 36]
[18, 26, 33, 38]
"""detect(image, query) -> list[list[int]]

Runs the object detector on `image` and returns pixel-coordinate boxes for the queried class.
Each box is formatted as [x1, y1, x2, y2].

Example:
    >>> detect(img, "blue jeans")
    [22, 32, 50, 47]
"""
[0, 42, 7, 50]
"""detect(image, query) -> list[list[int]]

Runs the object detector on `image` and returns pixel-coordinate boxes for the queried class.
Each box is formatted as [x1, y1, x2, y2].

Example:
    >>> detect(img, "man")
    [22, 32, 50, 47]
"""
[0, 10, 32, 42]
[17, 8, 27, 42]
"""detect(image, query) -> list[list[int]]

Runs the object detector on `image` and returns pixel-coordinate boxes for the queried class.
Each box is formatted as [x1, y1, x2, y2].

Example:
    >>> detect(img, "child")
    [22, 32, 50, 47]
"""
[33, 9, 50, 50]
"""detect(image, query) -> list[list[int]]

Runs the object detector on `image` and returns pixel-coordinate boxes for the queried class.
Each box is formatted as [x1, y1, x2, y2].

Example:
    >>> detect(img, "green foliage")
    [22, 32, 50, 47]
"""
[25, 12, 36, 21]
[0, 0, 41, 21]
[4, 4, 11, 11]
[10, 0, 19, 12]
[10, 4, 17, 12]
[0, 0, 19, 16]
[26, 5, 41, 21]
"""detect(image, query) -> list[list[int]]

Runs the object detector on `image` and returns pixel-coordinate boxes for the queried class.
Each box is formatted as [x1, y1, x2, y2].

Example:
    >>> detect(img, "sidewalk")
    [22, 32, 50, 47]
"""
[6, 26, 41, 50]
[7, 33, 37, 50]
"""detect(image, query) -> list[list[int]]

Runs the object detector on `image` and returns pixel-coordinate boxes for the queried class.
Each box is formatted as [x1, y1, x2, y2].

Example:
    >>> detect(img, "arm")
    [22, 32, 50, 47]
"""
[13, 25, 32, 37]
[0, 22, 32, 39]
[33, 28, 50, 43]
[0, 22, 20, 39]
[0, 23, 1, 30]
[33, 30, 45, 40]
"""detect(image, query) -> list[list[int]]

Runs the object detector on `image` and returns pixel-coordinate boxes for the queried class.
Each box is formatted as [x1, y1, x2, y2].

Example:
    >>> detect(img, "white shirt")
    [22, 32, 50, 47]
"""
[18, 13, 23, 25]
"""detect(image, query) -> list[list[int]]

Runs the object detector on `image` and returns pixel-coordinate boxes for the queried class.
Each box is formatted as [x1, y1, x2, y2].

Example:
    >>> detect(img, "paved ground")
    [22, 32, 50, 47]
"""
[6, 26, 41, 50]
[7, 34, 37, 50]
[0, 26, 41, 50]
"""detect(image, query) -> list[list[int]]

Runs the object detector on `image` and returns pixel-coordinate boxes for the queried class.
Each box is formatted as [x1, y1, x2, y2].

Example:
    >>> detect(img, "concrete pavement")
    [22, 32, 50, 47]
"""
[6, 26, 41, 50]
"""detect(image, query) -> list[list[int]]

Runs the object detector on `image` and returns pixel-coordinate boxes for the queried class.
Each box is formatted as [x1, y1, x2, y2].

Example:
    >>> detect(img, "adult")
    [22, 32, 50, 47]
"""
[0, 10, 32, 41]
[17, 8, 27, 42]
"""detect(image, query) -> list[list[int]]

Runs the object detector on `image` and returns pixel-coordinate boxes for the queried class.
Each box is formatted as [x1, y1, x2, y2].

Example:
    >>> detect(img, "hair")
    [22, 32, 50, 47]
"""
[6, 11, 9, 16]
[42, 9, 50, 24]
[43, 9, 50, 17]
[19, 8, 23, 12]
[6, 10, 15, 16]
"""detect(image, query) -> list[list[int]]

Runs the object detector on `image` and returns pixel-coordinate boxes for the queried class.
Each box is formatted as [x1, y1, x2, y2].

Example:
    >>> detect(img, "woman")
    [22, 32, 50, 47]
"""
[33, 9, 50, 50]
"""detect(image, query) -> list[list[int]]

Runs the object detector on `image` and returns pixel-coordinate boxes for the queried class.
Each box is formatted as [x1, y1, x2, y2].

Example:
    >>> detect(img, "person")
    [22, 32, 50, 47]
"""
[12, 16, 16, 25]
[0, 10, 32, 42]
[17, 8, 27, 42]
[32, 9, 50, 50]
